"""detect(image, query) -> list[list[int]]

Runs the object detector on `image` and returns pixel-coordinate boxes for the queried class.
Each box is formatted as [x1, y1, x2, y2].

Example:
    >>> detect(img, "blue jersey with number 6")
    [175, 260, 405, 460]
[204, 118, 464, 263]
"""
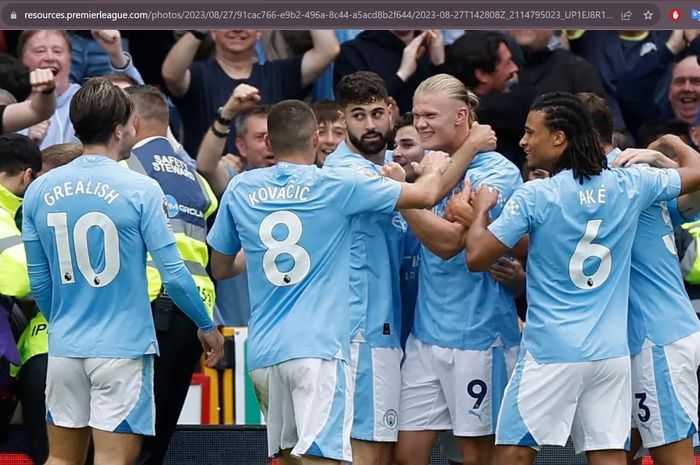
[488, 166, 681, 363]
[207, 162, 402, 371]
[22, 155, 175, 358]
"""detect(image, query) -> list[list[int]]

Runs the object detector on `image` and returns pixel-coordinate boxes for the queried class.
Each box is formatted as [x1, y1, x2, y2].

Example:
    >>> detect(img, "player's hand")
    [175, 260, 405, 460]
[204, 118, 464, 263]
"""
[444, 179, 474, 227]
[223, 84, 261, 119]
[28, 119, 50, 144]
[387, 96, 400, 129]
[30, 68, 56, 94]
[466, 122, 497, 153]
[198, 327, 225, 368]
[684, 30, 700, 45]
[489, 256, 525, 290]
[397, 31, 429, 82]
[221, 153, 244, 173]
[647, 134, 686, 159]
[380, 162, 407, 182]
[419, 150, 451, 175]
[473, 184, 499, 213]
[612, 148, 676, 168]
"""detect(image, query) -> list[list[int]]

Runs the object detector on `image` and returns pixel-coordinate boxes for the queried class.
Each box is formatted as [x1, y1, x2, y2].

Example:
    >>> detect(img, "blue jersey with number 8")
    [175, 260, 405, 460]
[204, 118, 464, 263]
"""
[207, 162, 402, 371]
[488, 166, 681, 363]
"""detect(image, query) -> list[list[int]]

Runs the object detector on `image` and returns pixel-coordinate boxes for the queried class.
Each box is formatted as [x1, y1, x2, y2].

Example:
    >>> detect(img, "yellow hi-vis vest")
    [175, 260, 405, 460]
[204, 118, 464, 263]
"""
[0, 184, 29, 300]
[122, 146, 218, 316]
[681, 219, 700, 285]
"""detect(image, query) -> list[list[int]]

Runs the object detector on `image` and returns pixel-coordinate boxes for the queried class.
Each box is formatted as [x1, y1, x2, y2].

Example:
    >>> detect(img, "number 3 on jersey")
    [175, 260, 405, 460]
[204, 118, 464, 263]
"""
[47, 211, 121, 288]
[568, 219, 611, 290]
[259, 210, 311, 287]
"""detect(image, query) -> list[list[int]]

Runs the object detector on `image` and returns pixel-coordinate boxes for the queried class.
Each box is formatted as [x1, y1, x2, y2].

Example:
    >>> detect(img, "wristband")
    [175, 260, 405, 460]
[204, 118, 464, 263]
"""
[211, 124, 229, 138]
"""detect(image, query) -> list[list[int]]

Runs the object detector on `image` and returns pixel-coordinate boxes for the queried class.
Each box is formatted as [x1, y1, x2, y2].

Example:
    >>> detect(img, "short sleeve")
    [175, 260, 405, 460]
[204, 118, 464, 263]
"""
[632, 166, 681, 210]
[265, 57, 309, 100]
[488, 184, 536, 248]
[331, 168, 402, 217]
[206, 186, 242, 256]
[140, 181, 176, 252]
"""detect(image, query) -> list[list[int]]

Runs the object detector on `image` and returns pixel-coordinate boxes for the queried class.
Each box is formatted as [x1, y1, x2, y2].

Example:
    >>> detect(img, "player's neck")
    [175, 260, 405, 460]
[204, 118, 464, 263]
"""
[276, 152, 315, 165]
[81, 144, 121, 162]
[602, 143, 614, 155]
[447, 130, 470, 155]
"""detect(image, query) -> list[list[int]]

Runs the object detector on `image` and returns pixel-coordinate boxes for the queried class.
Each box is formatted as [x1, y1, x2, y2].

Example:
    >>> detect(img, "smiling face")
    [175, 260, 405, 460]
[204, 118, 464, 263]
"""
[212, 30, 260, 55]
[21, 30, 71, 94]
[236, 114, 275, 169]
[315, 119, 346, 165]
[393, 124, 424, 182]
[669, 56, 700, 124]
[520, 110, 565, 171]
[344, 100, 390, 156]
[412, 91, 468, 151]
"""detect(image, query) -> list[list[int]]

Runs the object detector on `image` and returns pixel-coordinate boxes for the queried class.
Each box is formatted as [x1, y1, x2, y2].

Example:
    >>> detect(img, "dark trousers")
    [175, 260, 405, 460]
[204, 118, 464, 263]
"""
[18, 353, 48, 465]
[137, 310, 202, 465]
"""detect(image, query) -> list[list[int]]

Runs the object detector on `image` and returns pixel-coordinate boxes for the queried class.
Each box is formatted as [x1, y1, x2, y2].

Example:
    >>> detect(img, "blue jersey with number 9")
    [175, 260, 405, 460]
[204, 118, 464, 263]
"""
[207, 162, 402, 371]
[488, 166, 681, 363]
[22, 155, 176, 358]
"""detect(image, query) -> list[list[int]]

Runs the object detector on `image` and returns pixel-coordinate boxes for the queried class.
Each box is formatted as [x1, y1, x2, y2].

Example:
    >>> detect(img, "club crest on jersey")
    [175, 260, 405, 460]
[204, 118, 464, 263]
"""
[383, 409, 398, 429]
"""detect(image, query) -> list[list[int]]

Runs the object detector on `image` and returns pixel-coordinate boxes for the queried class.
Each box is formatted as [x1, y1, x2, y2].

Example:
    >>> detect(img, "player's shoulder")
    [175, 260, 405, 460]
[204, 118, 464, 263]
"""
[472, 151, 521, 178]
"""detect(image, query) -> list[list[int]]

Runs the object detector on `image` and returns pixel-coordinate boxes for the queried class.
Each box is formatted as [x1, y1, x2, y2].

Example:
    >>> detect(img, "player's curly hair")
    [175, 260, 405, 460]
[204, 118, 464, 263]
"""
[335, 71, 388, 107]
[531, 92, 607, 184]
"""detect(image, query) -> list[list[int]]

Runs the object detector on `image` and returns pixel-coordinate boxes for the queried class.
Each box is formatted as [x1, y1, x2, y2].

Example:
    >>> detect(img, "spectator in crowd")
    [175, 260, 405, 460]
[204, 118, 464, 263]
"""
[124, 85, 219, 465]
[17, 29, 143, 148]
[0, 53, 31, 102]
[13, 142, 82, 465]
[636, 118, 691, 149]
[22, 78, 223, 465]
[446, 30, 537, 168]
[334, 30, 445, 116]
[70, 30, 133, 83]
[0, 68, 57, 135]
[617, 30, 700, 139]
[507, 30, 604, 96]
[196, 84, 270, 327]
[567, 30, 671, 130]
[162, 29, 339, 156]
[310, 100, 345, 166]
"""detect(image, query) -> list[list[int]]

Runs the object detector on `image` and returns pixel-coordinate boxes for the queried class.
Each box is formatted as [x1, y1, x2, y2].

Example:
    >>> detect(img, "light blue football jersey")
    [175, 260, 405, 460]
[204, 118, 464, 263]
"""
[207, 162, 402, 371]
[489, 165, 682, 363]
[324, 142, 406, 348]
[606, 150, 700, 355]
[22, 155, 175, 358]
[413, 151, 522, 350]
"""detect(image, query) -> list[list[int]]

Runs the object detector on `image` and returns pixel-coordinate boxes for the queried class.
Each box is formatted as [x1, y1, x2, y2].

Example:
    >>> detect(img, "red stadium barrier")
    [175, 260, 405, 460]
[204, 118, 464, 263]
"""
[0, 452, 33, 464]
[641, 455, 700, 465]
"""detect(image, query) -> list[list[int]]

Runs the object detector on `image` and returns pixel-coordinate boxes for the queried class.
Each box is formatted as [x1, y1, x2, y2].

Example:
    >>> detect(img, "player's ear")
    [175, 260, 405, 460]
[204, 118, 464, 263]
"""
[263, 134, 273, 153]
[552, 130, 566, 147]
[235, 137, 247, 159]
[311, 130, 320, 149]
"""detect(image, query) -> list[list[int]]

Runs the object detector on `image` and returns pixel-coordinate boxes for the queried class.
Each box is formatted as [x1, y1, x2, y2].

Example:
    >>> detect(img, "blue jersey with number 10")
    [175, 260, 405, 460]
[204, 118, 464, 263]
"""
[489, 165, 681, 363]
[22, 155, 175, 359]
[207, 162, 402, 371]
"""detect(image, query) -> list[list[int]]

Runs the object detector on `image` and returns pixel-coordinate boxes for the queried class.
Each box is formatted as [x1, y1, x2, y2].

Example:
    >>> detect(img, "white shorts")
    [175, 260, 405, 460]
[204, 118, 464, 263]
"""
[631, 331, 700, 448]
[350, 342, 402, 442]
[496, 351, 631, 454]
[250, 358, 353, 462]
[46, 355, 155, 435]
[399, 334, 518, 437]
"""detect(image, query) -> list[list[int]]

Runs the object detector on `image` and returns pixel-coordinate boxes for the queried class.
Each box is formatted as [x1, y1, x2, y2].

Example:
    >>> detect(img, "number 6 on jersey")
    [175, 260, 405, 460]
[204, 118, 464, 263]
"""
[568, 219, 611, 290]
